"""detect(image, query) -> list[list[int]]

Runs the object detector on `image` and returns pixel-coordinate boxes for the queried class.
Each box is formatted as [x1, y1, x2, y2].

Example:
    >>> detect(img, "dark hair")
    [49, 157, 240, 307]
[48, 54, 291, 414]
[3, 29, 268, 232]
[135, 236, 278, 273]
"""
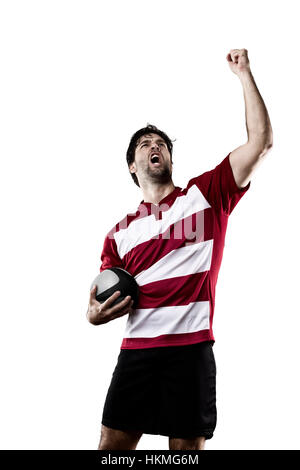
[126, 123, 176, 187]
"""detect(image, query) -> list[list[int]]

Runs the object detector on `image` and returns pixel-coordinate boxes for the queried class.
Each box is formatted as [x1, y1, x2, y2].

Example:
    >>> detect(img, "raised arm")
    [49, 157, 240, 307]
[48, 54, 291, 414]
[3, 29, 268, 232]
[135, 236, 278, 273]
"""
[226, 49, 273, 188]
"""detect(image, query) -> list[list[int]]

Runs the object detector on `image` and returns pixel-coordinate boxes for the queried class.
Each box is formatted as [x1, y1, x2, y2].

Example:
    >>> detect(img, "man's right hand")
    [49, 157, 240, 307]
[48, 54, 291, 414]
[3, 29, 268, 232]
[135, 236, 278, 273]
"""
[86, 286, 134, 325]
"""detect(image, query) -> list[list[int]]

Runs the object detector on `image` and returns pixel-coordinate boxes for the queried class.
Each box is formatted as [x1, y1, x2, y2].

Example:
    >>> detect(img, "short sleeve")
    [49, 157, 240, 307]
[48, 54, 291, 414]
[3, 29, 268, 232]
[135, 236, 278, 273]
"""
[187, 153, 251, 216]
[99, 233, 124, 272]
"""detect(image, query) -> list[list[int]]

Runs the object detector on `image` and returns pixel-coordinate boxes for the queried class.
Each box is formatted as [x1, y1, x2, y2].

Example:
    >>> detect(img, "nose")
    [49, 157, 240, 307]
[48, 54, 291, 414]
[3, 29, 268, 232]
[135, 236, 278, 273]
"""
[151, 143, 160, 151]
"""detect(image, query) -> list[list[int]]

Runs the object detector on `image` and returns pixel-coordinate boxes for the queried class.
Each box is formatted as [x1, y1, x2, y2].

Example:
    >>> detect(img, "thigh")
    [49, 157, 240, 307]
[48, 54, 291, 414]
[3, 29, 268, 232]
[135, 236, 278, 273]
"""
[101, 348, 161, 435]
[169, 436, 206, 450]
[158, 341, 217, 439]
[98, 424, 143, 450]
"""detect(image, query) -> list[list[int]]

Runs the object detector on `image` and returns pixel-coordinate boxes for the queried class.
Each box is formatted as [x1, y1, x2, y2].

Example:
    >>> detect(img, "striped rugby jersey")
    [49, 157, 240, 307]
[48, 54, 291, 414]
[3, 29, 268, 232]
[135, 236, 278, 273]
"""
[100, 152, 250, 349]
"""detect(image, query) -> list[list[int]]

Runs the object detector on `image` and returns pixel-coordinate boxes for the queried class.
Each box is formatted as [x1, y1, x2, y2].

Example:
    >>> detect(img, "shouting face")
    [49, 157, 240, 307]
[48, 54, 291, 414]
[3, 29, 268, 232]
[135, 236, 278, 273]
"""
[129, 133, 173, 186]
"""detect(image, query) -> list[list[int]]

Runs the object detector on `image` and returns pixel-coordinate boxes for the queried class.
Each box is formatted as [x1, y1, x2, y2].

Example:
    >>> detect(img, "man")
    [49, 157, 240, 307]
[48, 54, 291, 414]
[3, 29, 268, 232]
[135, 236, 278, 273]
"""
[87, 49, 273, 450]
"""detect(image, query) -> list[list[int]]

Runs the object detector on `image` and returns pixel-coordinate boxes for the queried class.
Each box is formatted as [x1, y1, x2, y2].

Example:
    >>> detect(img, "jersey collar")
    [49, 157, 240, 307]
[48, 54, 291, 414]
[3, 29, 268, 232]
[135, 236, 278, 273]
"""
[138, 186, 182, 210]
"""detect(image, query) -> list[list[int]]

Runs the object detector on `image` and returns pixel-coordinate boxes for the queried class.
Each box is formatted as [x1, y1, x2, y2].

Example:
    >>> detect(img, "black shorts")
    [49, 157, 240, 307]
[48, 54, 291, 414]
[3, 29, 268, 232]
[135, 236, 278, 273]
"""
[101, 341, 217, 440]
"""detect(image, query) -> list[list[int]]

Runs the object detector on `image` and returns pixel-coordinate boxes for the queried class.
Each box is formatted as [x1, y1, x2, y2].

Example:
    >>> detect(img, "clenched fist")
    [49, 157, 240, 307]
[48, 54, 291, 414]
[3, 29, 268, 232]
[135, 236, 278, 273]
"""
[226, 49, 251, 75]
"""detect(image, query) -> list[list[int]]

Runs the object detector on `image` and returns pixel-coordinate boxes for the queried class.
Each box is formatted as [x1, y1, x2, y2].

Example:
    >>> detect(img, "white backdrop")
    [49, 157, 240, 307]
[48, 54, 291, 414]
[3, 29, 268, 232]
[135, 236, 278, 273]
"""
[1, 0, 299, 450]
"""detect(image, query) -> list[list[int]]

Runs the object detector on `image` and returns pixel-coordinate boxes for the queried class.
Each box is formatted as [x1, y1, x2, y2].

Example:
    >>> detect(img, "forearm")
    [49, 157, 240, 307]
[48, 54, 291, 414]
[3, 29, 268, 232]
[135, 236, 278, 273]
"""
[239, 70, 273, 148]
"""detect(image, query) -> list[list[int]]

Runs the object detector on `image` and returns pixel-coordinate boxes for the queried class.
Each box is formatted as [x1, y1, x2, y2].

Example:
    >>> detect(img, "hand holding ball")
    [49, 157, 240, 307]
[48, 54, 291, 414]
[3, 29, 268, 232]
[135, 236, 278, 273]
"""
[87, 268, 139, 325]
[90, 267, 139, 309]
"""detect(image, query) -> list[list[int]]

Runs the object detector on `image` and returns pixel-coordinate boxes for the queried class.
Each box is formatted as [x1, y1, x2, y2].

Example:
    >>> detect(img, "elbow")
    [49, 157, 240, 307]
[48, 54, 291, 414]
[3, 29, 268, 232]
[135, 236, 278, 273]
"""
[249, 127, 273, 152]
[259, 141, 273, 159]
[249, 132, 273, 158]
[261, 141, 273, 157]
[265, 130, 273, 150]
[264, 126, 274, 151]
[264, 136, 273, 154]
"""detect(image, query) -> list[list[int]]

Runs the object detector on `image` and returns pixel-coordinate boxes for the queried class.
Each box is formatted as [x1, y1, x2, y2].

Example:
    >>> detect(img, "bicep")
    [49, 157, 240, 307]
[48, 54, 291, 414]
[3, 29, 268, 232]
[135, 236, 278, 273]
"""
[229, 142, 270, 189]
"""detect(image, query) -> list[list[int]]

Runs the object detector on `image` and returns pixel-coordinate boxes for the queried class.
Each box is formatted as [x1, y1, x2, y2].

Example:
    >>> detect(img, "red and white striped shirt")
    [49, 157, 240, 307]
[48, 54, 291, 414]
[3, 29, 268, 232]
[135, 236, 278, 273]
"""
[100, 153, 250, 349]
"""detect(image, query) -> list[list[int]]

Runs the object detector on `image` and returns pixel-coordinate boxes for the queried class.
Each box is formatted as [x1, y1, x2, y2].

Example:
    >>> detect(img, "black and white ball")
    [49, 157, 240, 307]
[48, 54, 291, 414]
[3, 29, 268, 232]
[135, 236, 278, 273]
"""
[91, 267, 139, 308]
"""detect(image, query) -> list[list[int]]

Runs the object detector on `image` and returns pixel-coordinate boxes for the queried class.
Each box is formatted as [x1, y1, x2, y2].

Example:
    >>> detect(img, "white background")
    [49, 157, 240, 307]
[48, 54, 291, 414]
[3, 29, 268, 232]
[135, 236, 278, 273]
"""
[1, 0, 299, 450]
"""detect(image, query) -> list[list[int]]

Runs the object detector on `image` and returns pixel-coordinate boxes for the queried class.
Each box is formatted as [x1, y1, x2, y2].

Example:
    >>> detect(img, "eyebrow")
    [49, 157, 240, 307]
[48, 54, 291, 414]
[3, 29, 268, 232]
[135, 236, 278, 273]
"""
[138, 138, 166, 146]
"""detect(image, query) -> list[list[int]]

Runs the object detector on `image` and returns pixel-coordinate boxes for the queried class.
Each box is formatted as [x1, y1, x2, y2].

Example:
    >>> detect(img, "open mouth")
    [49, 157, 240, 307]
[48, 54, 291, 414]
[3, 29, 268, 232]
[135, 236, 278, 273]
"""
[150, 154, 161, 166]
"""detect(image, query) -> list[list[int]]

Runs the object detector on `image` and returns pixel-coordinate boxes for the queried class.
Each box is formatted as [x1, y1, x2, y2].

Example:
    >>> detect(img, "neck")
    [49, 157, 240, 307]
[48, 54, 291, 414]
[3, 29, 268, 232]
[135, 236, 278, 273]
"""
[141, 181, 176, 205]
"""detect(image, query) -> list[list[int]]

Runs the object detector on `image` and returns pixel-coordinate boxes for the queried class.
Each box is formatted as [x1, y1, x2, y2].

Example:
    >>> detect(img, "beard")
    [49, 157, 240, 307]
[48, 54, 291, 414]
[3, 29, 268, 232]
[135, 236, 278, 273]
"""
[144, 162, 172, 184]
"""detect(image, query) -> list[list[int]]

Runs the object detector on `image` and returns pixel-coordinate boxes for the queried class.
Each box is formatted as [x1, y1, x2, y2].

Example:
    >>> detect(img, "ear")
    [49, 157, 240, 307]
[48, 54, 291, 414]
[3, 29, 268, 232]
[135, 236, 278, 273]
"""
[129, 162, 136, 174]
